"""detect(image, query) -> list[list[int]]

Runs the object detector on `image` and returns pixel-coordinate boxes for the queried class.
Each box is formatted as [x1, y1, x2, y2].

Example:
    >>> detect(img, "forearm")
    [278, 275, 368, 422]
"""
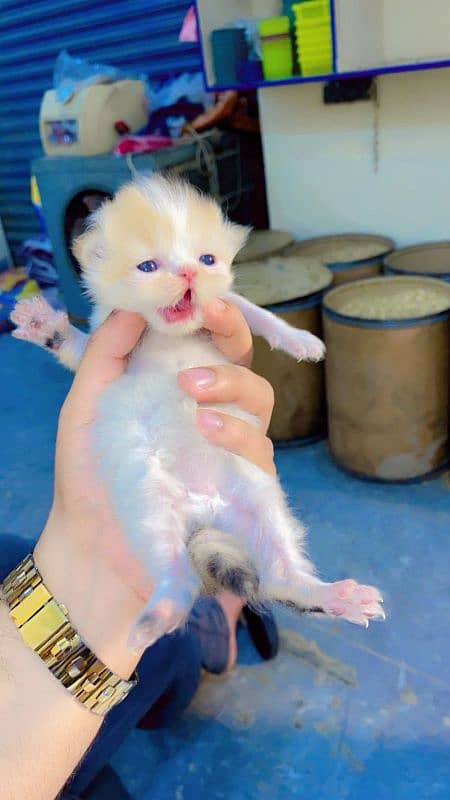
[0, 516, 143, 800]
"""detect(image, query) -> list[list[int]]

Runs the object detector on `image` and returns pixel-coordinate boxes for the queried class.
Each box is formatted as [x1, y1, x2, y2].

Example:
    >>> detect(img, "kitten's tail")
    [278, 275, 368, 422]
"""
[187, 529, 259, 602]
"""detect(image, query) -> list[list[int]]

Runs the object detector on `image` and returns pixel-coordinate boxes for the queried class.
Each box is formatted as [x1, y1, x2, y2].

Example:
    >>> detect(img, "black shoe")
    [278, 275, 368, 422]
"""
[242, 605, 279, 660]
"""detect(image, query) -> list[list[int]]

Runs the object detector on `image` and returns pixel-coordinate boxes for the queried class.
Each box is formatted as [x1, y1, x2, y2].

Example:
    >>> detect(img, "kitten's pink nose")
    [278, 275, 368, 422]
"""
[179, 268, 197, 284]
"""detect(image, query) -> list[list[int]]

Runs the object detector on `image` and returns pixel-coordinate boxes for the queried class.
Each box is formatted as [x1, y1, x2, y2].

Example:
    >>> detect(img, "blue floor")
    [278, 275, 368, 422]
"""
[2, 331, 450, 800]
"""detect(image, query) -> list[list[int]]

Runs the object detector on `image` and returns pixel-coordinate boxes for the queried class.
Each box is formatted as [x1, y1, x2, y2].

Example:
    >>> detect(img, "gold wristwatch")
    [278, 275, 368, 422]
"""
[1, 553, 138, 716]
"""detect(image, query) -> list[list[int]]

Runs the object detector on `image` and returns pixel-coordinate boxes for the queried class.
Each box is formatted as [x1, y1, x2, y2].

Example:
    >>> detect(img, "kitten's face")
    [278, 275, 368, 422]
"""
[73, 177, 249, 335]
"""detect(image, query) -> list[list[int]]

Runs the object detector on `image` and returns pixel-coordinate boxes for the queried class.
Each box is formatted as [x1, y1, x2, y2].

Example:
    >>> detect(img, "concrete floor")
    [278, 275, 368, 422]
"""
[1, 331, 450, 800]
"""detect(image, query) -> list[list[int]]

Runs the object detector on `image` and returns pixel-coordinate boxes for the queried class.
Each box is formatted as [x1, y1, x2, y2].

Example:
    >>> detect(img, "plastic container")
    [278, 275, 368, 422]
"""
[284, 234, 395, 285]
[293, 1, 332, 75]
[283, 0, 308, 28]
[234, 255, 332, 444]
[300, 58, 332, 76]
[239, 59, 263, 84]
[293, 0, 330, 25]
[259, 17, 293, 81]
[384, 242, 450, 283]
[211, 28, 248, 85]
[323, 276, 450, 481]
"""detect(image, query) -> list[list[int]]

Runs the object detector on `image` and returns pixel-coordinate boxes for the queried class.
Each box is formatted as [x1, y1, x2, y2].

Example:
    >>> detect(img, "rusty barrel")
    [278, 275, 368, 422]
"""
[233, 255, 332, 444]
[323, 276, 450, 481]
[284, 234, 394, 286]
[384, 241, 450, 283]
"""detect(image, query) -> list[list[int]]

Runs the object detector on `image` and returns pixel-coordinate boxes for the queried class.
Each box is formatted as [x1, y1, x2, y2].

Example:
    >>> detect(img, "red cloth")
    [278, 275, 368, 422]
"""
[114, 135, 172, 155]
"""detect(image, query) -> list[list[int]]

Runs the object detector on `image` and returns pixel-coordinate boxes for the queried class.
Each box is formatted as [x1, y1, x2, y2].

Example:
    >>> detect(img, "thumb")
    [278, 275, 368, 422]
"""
[66, 311, 146, 422]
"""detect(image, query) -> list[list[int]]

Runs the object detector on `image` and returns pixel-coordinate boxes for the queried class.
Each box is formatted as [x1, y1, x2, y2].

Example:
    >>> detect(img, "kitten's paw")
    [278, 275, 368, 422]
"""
[128, 597, 188, 652]
[11, 296, 69, 350]
[317, 579, 385, 627]
[270, 328, 326, 362]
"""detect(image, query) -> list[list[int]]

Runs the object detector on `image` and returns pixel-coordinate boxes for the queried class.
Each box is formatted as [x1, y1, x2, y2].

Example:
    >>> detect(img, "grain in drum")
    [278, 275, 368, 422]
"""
[323, 276, 450, 481]
[233, 255, 332, 444]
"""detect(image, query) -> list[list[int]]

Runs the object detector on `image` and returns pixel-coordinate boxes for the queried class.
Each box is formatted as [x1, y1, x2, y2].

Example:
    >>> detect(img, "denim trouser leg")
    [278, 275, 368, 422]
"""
[67, 628, 202, 795]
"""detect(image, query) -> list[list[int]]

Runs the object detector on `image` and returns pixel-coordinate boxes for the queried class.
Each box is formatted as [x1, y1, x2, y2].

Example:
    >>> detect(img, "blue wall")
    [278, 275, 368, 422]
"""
[0, 0, 200, 256]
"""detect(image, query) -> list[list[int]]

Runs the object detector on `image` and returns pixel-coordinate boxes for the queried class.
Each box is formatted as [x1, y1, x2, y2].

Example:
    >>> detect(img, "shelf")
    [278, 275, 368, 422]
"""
[195, 0, 450, 93]
[200, 58, 450, 94]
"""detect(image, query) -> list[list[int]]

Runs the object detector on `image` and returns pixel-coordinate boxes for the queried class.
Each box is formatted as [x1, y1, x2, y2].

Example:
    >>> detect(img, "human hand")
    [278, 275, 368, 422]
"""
[178, 298, 276, 475]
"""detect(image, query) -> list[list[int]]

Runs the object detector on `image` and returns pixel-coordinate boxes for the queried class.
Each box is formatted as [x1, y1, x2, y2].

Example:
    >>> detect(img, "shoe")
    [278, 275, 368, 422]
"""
[241, 605, 279, 660]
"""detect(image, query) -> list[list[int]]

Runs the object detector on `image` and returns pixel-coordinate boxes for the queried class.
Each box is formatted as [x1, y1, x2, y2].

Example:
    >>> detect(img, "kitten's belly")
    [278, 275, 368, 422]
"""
[96, 333, 257, 489]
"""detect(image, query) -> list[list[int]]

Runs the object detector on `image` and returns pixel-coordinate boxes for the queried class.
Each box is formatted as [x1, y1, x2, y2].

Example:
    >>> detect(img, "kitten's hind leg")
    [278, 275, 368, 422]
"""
[218, 469, 384, 627]
[126, 501, 201, 651]
[99, 427, 201, 651]
[131, 543, 200, 652]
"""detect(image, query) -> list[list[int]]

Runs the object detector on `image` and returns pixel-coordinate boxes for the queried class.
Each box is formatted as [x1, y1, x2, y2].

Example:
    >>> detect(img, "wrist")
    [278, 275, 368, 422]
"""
[34, 511, 145, 678]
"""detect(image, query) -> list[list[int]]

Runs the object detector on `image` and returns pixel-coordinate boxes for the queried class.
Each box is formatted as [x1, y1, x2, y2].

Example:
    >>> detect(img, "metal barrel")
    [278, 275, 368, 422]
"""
[323, 276, 450, 481]
[252, 292, 327, 446]
[233, 255, 332, 446]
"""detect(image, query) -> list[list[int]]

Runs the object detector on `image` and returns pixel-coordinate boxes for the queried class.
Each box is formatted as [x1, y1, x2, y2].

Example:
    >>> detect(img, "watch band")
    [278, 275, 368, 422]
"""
[1, 553, 138, 716]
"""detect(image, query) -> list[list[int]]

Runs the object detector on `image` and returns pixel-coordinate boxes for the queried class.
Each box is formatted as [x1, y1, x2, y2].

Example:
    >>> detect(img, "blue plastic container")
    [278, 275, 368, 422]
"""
[211, 28, 248, 85]
[239, 59, 263, 84]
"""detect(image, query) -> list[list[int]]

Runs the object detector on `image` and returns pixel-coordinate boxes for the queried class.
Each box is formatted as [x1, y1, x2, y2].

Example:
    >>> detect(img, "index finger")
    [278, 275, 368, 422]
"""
[202, 299, 253, 367]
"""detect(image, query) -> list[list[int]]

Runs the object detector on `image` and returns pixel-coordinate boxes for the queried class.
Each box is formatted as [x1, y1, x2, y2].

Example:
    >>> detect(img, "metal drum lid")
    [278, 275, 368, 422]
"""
[384, 241, 450, 280]
[284, 234, 394, 267]
[233, 255, 332, 307]
[234, 229, 294, 264]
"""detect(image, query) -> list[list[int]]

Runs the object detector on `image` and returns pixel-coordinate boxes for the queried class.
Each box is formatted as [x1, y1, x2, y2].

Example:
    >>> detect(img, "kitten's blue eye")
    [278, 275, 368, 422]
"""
[137, 260, 158, 273]
[199, 254, 216, 266]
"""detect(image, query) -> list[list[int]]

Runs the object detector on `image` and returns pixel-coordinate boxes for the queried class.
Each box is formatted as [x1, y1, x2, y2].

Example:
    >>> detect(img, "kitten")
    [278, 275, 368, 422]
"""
[11, 175, 384, 650]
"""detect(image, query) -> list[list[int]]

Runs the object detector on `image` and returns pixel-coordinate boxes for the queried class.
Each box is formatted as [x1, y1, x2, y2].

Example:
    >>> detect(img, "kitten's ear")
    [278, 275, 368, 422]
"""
[225, 221, 252, 261]
[72, 226, 106, 269]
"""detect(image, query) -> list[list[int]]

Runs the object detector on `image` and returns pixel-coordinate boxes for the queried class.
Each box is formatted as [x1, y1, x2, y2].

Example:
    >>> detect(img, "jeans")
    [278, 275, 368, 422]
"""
[0, 535, 222, 798]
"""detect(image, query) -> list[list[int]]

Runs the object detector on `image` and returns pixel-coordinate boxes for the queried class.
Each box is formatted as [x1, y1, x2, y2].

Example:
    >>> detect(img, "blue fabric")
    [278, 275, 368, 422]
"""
[0, 535, 229, 799]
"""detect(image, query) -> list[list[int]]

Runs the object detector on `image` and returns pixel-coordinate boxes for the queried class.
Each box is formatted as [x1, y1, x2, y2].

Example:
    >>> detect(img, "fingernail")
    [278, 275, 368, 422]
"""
[208, 298, 227, 314]
[182, 368, 216, 388]
[197, 410, 224, 431]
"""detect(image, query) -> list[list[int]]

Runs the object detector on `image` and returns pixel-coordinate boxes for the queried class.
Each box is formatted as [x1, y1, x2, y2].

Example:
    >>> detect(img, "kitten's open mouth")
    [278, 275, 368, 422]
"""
[159, 289, 195, 323]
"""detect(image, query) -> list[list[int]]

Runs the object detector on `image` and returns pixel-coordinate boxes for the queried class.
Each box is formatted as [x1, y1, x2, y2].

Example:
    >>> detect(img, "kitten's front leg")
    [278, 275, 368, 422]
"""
[226, 291, 326, 362]
[11, 295, 87, 371]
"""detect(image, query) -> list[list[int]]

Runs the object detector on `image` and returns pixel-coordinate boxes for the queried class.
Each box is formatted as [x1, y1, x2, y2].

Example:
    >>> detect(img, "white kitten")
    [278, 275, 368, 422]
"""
[11, 175, 384, 651]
